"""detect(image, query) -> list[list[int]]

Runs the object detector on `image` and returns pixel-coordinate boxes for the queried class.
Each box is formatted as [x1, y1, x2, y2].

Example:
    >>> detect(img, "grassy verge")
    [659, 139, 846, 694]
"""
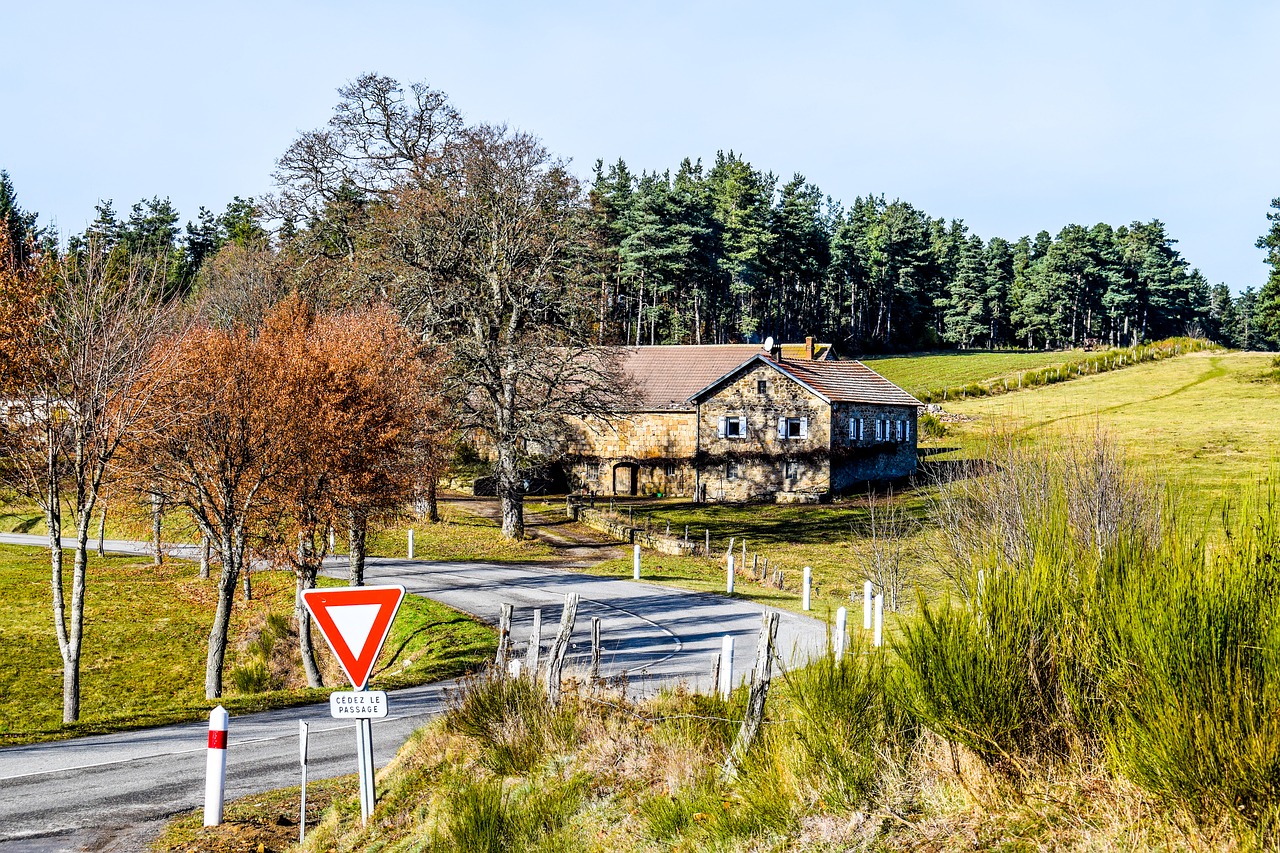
[0, 545, 494, 745]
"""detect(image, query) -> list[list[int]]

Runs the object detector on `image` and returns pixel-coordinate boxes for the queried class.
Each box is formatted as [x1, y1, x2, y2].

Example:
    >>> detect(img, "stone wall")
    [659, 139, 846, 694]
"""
[569, 505, 698, 555]
[697, 361, 831, 502]
[563, 411, 698, 496]
[830, 402, 919, 490]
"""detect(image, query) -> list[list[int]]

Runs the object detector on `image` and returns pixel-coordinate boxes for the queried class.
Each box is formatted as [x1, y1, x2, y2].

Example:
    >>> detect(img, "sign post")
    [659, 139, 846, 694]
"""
[298, 721, 309, 843]
[302, 584, 406, 825]
[203, 705, 228, 827]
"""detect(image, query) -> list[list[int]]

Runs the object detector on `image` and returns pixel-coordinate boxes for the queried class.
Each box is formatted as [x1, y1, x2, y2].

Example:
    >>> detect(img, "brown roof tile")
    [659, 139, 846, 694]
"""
[619, 345, 768, 410]
[776, 358, 922, 406]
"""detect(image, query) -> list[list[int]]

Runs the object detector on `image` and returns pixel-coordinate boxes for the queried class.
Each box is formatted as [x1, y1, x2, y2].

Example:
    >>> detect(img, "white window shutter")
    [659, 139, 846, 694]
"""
[876, 419, 883, 441]
[906, 419, 912, 441]
[858, 419, 865, 441]
[717, 417, 726, 438]
[848, 416, 856, 439]
[778, 417, 786, 439]
[739, 413, 747, 438]
[799, 417, 808, 439]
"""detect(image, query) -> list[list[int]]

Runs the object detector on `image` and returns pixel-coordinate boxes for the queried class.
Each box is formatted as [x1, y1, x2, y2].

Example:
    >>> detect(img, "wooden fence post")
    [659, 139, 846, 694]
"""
[545, 594, 580, 705]
[496, 603, 513, 670]
[590, 616, 602, 681]
[723, 612, 779, 779]
[526, 608, 542, 676]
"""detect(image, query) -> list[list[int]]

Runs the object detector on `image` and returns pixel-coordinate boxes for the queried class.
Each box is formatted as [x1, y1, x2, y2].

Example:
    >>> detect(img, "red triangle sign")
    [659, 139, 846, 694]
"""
[302, 585, 406, 690]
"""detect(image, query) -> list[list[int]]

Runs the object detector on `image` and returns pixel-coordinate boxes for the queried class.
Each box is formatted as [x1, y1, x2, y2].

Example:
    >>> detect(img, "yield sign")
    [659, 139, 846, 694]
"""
[302, 585, 406, 690]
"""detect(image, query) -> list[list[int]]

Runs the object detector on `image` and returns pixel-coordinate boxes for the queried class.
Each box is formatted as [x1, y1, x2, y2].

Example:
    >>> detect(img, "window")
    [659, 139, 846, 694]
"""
[757, 379, 767, 394]
[777, 416, 808, 440]
[849, 416, 865, 442]
[784, 460, 799, 480]
[664, 462, 677, 477]
[726, 461, 739, 481]
[585, 461, 600, 481]
[718, 415, 746, 439]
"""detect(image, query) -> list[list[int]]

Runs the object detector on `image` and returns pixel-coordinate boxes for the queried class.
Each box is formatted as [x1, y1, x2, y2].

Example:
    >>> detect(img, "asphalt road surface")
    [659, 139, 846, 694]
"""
[0, 533, 826, 851]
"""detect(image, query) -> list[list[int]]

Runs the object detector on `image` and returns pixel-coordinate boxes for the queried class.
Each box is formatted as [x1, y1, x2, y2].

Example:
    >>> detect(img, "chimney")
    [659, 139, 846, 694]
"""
[805, 336, 815, 360]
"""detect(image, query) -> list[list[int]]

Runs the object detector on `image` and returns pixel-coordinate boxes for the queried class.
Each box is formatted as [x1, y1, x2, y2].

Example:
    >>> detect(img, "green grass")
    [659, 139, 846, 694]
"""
[937, 351, 1280, 513]
[863, 349, 1086, 399]
[0, 545, 495, 745]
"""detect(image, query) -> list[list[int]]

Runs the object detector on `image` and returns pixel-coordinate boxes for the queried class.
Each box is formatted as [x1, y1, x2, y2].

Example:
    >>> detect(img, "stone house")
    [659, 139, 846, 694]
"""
[563, 340, 920, 502]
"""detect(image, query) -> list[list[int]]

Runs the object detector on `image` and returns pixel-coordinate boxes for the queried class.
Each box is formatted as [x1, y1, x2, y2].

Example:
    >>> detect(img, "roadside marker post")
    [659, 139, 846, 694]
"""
[863, 581, 873, 630]
[726, 554, 735, 594]
[873, 594, 884, 648]
[834, 606, 847, 658]
[802, 566, 812, 611]
[407, 529, 415, 559]
[633, 544, 641, 580]
[203, 705, 228, 827]
[298, 721, 309, 843]
[718, 635, 734, 700]
[302, 584, 407, 825]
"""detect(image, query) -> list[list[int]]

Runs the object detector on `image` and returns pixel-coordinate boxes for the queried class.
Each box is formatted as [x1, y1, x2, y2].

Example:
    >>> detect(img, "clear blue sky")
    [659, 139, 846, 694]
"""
[4, 0, 1277, 291]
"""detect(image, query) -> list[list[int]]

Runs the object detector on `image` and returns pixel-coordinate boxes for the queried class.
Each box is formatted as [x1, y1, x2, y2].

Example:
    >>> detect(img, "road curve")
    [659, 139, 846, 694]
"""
[0, 534, 825, 849]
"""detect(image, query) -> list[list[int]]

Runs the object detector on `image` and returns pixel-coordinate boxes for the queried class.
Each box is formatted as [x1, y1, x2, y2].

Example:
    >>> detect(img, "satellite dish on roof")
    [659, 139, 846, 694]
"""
[762, 336, 774, 351]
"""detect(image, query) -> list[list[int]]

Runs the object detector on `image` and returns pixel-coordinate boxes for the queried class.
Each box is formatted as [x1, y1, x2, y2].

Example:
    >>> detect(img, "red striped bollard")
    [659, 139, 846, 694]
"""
[203, 705, 228, 826]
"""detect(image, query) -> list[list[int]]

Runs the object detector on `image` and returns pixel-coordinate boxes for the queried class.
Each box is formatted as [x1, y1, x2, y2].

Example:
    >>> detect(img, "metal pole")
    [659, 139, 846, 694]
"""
[299, 721, 309, 843]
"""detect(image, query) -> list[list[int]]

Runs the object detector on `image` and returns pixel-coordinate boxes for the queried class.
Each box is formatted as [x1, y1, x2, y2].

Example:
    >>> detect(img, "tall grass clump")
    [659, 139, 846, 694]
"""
[900, 430, 1167, 775]
[1093, 482, 1280, 831]
[446, 671, 579, 776]
[903, 429, 1280, 833]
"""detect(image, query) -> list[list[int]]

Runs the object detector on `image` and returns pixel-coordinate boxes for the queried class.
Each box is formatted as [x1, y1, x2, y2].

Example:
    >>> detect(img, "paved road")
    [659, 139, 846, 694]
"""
[0, 533, 825, 850]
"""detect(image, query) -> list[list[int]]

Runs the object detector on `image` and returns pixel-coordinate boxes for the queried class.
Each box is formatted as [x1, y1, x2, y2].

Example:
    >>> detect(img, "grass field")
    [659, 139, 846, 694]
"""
[0, 545, 495, 745]
[936, 350, 1280, 513]
[863, 349, 1085, 398]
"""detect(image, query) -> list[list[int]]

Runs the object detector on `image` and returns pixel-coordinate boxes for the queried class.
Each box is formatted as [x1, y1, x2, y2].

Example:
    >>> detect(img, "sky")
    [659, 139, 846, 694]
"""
[4, 0, 1277, 292]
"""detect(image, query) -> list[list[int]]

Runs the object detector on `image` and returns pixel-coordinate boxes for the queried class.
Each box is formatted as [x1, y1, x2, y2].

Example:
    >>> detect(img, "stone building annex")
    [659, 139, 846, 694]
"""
[563, 339, 922, 502]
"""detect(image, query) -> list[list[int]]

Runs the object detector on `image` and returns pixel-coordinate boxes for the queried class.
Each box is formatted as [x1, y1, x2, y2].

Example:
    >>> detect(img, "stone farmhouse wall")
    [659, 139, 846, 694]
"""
[562, 412, 698, 497]
[829, 403, 918, 490]
[697, 361, 831, 502]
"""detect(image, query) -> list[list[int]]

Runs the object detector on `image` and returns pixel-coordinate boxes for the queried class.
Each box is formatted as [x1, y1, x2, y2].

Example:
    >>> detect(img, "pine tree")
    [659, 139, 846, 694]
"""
[1255, 198, 1280, 350]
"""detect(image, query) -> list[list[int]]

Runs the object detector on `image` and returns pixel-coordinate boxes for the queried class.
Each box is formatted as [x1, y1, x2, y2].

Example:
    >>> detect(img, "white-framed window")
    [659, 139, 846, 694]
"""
[717, 415, 746, 439]
[875, 419, 884, 441]
[784, 460, 799, 480]
[726, 461, 740, 481]
[849, 416, 865, 442]
[757, 379, 767, 394]
[905, 419, 912, 442]
[664, 462, 677, 477]
[585, 461, 600, 481]
[777, 416, 808, 440]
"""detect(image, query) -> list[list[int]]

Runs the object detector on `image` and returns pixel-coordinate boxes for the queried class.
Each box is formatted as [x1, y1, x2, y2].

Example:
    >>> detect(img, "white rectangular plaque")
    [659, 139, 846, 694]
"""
[329, 690, 389, 719]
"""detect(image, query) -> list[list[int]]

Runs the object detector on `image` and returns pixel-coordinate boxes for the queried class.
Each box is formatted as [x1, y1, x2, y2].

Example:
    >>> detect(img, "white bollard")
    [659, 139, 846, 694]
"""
[718, 635, 734, 700]
[863, 580, 873, 630]
[203, 705, 228, 826]
[407, 528, 415, 559]
[633, 543, 641, 580]
[726, 554, 735, 594]
[873, 594, 884, 648]
[802, 566, 812, 610]
[834, 606, 847, 658]
[328, 526, 335, 553]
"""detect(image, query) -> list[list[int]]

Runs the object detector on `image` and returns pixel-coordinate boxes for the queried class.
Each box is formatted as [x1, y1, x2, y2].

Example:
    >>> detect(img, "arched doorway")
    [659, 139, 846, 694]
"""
[612, 463, 638, 496]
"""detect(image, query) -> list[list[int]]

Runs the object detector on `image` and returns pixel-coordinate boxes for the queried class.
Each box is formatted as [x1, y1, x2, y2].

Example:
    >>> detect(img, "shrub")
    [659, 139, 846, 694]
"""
[918, 412, 946, 438]
[446, 672, 578, 775]
[229, 659, 271, 694]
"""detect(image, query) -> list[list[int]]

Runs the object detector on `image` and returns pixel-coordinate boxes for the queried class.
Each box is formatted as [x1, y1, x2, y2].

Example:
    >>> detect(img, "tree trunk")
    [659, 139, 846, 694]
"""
[426, 477, 440, 523]
[63, 506, 99, 723]
[500, 488, 524, 540]
[199, 535, 210, 579]
[205, 529, 243, 699]
[296, 565, 322, 688]
[348, 509, 367, 586]
[150, 491, 163, 566]
[96, 505, 106, 558]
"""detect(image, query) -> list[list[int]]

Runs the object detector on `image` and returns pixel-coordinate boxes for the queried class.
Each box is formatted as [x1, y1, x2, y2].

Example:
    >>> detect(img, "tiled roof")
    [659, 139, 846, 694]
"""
[778, 342, 833, 360]
[617, 344, 919, 410]
[776, 358, 922, 406]
[620, 345, 769, 410]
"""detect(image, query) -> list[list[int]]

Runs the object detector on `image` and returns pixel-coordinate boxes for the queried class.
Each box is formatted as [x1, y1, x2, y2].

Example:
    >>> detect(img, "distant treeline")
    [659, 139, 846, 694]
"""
[587, 154, 1275, 352]
[5, 144, 1280, 355]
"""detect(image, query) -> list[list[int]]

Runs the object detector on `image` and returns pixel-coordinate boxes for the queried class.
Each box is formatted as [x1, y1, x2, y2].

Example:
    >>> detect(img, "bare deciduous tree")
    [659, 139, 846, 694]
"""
[2, 241, 179, 721]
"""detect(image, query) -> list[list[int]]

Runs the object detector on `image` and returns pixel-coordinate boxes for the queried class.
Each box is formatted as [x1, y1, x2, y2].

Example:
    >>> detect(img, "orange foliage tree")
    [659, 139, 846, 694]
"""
[127, 295, 440, 697]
